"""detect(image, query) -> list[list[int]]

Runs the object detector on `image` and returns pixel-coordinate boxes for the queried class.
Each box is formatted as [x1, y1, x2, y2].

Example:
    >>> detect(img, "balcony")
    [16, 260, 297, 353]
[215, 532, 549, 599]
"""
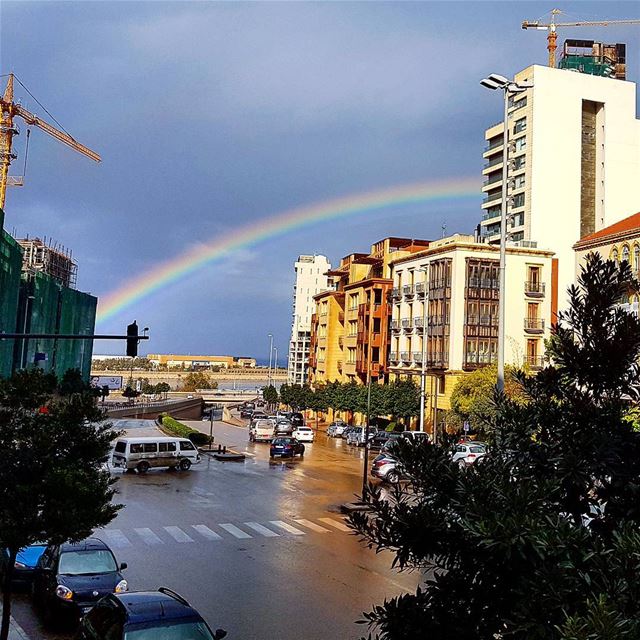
[482, 192, 502, 206]
[479, 315, 497, 326]
[403, 284, 414, 298]
[524, 318, 545, 333]
[413, 351, 423, 364]
[389, 352, 400, 365]
[524, 355, 544, 369]
[468, 276, 499, 290]
[483, 156, 503, 171]
[413, 316, 424, 328]
[524, 281, 545, 297]
[465, 352, 496, 366]
[482, 208, 501, 222]
[391, 287, 401, 300]
[400, 352, 410, 362]
[391, 319, 401, 332]
[401, 317, 412, 329]
[483, 138, 504, 153]
[415, 282, 426, 297]
[427, 352, 449, 368]
[482, 174, 503, 188]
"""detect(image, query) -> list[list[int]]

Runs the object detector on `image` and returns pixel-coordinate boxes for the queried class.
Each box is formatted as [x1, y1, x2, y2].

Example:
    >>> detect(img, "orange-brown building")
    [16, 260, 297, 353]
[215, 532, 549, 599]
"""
[308, 238, 430, 386]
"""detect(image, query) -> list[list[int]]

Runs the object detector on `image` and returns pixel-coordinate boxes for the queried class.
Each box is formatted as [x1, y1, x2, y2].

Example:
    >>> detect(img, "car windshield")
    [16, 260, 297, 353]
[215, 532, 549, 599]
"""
[125, 621, 214, 640]
[58, 549, 118, 575]
[273, 438, 292, 445]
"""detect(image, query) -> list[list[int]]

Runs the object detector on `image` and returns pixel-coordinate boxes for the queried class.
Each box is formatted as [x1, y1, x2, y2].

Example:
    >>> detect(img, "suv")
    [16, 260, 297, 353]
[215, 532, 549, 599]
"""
[452, 442, 487, 467]
[76, 588, 226, 639]
[327, 421, 347, 437]
[290, 412, 305, 427]
[33, 538, 127, 623]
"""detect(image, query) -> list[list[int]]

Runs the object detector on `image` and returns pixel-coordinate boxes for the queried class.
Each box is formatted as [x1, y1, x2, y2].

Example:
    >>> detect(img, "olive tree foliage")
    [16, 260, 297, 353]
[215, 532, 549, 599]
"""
[350, 254, 640, 640]
[0, 370, 121, 640]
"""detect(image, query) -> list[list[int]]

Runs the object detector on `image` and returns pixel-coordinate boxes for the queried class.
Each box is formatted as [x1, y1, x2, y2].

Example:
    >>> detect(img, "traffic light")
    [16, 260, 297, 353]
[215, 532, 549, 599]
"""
[126, 321, 138, 358]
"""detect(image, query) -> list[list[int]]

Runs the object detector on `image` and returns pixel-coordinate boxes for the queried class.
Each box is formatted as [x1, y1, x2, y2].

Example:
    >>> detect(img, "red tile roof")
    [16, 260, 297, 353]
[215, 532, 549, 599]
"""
[575, 212, 640, 248]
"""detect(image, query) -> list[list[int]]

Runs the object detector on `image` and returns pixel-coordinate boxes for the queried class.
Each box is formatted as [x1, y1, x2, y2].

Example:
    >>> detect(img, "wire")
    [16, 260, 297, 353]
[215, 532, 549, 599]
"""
[12, 74, 74, 139]
[22, 128, 31, 177]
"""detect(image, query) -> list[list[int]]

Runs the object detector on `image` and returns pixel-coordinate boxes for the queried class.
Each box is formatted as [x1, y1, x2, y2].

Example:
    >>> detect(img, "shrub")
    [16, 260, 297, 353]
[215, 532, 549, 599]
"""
[188, 431, 212, 446]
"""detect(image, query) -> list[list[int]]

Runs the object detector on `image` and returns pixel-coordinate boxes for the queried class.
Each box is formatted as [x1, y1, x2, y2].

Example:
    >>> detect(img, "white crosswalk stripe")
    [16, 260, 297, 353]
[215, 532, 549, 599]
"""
[102, 529, 132, 548]
[134, 527, 163, 545]
[294, 519, 330, 533]
[219, 523, 252, 539]
[318, 517, 351, 532]
[192, 524, 222, 541]
[269, 520, 305, 535]
[163, 526, 194, 543]
[244, 522, 280, 537]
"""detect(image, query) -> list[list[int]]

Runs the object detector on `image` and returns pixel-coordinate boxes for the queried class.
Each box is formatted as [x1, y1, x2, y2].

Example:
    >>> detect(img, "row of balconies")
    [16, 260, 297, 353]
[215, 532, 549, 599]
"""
[390, 280, 447, 301]
[389, 351, 449, 368]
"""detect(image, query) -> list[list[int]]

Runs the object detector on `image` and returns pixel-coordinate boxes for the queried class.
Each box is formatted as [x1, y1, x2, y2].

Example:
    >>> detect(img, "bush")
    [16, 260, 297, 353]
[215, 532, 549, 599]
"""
[160, 416, 210, 445]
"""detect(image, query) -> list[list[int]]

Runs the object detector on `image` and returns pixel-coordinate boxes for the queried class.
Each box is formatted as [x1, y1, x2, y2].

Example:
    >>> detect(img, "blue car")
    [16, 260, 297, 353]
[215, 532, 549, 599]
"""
[269, 436, 305, 458]
[76, 588, 227, 639]
[0, 543, 47, 587]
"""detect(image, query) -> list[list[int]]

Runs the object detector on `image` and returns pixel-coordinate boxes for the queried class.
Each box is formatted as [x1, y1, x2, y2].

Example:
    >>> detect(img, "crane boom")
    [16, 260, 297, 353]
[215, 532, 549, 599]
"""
[0, 73, 100, 211]
[522, 9, 640, 68]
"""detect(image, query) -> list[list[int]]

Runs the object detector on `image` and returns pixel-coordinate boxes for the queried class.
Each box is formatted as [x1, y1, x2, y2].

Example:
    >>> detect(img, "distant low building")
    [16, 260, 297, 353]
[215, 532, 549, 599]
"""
[146, 354, 256, 369]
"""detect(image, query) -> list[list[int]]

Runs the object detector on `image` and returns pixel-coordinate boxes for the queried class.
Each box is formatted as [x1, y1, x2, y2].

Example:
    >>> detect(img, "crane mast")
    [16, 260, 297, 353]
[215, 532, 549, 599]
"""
[522, 8, 640, 68]
[0, 73, 100, 211]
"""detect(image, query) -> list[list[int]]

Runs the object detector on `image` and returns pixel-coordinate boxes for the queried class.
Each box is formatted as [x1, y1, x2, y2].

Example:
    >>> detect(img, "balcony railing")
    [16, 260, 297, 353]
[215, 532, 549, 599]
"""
[482, 208, 501, 221]
[401, 318, 412, 328]
[429, 277, 451, 290]
[524, 318, 545, 332]
[482, 192, 502, 205]
[482, 174, 503, 188]
[400, 352, 410, 362]
[468, 276, 499, 290]
[465, 352, 496, 366]
[403, 284, 414, 297]
[524, 281, 545, 295]
[391, 319, 401, 331]
[483, 156, 503, 171]
[389, 353, 400, 364]
[484, 138, 504, 153]
[413, 352, 423, 363]
[524, 355, 544, 369]
[413, 316, 424, 328]
[415, 282, 426, 296]
[391, 287, 401, 300]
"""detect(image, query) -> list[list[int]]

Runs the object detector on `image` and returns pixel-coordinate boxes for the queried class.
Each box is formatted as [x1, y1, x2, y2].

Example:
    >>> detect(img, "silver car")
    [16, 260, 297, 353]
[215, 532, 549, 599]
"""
[452, 442, 487, 467]
[346, 427, 374, 447]
[327, 421, 347, 437]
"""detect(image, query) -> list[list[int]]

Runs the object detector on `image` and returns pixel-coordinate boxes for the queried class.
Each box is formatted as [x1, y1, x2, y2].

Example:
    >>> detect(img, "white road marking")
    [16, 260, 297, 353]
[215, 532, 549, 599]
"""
[294, 519, 330, 533]
[244, 522, 280, 537]
[219, 523, 252, 539]
[163, 526, 194, 543]
[192, 524, 223, 540]
[101, 529, 132, 548]
[269, 520, 305, 535]
[318, 517, 351, 532]
[134, 527, 163, 545]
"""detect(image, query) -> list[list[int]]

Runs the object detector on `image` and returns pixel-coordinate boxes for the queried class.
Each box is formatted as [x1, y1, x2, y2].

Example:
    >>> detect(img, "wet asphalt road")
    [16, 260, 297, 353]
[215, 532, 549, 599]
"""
[10, 418, 420, 639]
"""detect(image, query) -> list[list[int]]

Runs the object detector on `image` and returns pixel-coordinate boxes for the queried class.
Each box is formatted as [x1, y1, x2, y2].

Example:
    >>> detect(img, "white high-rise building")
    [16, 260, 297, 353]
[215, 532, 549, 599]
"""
[287, 255, 332, 385]
[479, 57, 640, 306]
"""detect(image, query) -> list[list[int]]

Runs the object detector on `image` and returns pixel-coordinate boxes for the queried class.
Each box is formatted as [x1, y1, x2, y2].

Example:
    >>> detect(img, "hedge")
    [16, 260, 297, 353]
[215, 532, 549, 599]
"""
[160, 415, 211, 446]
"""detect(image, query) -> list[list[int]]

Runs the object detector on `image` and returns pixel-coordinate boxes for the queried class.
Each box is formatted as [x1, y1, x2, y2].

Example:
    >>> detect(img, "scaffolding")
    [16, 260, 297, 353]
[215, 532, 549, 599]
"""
[16, 236, 77, 289]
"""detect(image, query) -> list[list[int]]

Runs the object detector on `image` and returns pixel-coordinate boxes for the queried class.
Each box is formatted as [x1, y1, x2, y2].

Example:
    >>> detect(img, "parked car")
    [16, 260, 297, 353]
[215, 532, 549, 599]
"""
[401, 430, 431, 444]
[341, 426, 357, 440]
[292, 426, 315, 442]
[327, 421, 347, 437]
[346, 427, 374, 447]
[250, 411, 268, 423]
[32, 538, 127, 624]
[371, 452, 402, 484]
[0, 543, 47, 587]
[452, 442, 488, 467]
[369, 431, 402, 450]
[290, 412, 305, 427]
[270, 437, 305, 458]
[76, 588, 227, 640]
[274, 420, 294, 435]
[249, 419, 275, 442]
[111, 437, 200, 473]
[240, 407, 253, 419]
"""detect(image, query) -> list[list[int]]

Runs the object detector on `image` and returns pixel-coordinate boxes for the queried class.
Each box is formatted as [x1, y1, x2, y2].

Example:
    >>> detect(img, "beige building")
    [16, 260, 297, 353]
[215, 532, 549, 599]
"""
[389, 235, 557, 425]
[147, 354, 256, 369]
[480, 61, 640, 310]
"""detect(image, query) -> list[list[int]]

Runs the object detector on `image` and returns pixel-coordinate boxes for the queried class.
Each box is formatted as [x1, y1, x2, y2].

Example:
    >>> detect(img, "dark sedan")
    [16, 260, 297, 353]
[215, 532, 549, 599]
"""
[0, 543, 47, 587]
[269, 437, 305, 458]
[33, 538, 128, 625]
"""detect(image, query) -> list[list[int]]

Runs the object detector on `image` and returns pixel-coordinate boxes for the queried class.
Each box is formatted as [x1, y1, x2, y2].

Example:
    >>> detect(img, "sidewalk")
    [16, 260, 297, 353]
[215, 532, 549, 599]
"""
[0, 605, 31, 640]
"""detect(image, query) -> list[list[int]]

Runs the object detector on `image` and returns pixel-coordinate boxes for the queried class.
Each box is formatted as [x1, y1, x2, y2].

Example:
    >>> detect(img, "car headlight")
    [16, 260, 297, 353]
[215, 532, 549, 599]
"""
[115, 579, 128, 593]
[55, 585, 73, 600]
[14, 561, 26, 568]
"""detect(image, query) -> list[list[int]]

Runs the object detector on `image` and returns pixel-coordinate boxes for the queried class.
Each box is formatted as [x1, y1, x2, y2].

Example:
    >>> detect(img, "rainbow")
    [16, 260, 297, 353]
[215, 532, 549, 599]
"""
[97, 177, 478, 322]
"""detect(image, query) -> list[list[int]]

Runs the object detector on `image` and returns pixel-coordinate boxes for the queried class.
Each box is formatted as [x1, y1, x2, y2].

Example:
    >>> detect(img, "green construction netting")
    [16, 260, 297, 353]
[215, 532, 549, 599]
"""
[0, 229, 23, 377]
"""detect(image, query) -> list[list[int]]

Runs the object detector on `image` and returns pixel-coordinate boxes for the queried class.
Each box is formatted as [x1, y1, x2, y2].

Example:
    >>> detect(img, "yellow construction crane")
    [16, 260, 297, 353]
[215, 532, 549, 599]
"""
[0, 73, 100, 210]
[522, 8, 640, 68]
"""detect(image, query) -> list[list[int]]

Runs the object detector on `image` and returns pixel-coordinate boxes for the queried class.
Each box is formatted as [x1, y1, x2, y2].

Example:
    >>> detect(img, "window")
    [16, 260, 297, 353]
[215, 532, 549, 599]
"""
[512, 174, 525, 190]
[514, 137, 526, 152]
[511, 193, 525, 209]
[159, 442, 176, 452]
[114, 442, 126, 454]
[635, 245, 640, 271]
[622, 245, 630, 264]
[130, 443, 143, 454]
[612, 248, 619, 264]
[512, 156, 525, 171]
[180, 441, 196, 451]
[514, 117, 526, 134]
[511, 212, 524, 227]
[142, 443, 157, 453]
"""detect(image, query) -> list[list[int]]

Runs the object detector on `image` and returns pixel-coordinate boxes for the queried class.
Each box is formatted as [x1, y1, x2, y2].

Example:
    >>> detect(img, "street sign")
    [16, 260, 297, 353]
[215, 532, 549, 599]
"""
[463, 421, 470, 432]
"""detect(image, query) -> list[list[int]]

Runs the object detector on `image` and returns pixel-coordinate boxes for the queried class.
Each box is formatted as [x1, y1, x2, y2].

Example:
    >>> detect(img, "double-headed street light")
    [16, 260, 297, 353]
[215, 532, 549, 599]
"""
[267, 333, 274, 388]
[417, 266, 429, 434]
[480, 73, 533, 393]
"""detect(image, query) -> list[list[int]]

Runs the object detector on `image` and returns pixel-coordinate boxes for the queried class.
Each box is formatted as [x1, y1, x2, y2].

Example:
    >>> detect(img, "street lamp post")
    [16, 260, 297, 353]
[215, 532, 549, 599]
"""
[480, 73, 532, 393]
[267, 333, 273, 388]
[20, 294, 35, 369]
[418, 267, 429, 434]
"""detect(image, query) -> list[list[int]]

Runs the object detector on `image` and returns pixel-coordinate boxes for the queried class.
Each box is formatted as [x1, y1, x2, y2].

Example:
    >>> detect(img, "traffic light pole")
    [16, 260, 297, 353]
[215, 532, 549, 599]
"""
[0, 334, 150, 340]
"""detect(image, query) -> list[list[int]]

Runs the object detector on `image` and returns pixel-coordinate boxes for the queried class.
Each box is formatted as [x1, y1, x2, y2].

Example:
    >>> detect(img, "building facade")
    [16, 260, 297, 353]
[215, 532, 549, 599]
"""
[308, 238, 429, 386]
[146, 354, 256, 369]
[388, 235, 556, 425]
[287, 255, 331, 385]
[479, 59, 640, 310]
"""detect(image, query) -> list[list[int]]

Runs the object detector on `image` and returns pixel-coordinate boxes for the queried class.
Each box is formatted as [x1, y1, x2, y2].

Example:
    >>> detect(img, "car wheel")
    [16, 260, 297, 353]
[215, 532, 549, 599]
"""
[386, 470, 400, 484]
[137, 461, 150, 474]
[180, 458, 192, 471]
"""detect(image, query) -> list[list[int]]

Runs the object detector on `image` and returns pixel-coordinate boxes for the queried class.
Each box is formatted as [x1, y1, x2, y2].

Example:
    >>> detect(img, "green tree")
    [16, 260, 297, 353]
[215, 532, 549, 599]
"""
[385, 379, 419, 424]
[0, 370, 121, 639]
[181, 371, 218, 392]
[122, 386, 139, 400]
[263, 384, 278, 407]
[156, 382, 171, 398]
[350, 254, 640, 639]
[447, 363, 527, 434]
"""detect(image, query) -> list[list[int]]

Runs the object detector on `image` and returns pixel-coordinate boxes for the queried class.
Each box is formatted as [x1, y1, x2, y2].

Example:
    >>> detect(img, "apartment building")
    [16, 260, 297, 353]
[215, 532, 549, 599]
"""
[308, 238, 429, 386]
[479, 51, 640, 310]
[287, 255, 331, 385]
[388, 234, 556, 424]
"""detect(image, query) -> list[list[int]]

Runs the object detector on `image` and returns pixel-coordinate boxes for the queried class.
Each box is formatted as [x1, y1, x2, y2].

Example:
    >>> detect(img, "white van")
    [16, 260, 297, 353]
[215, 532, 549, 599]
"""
[249, 419, 275, 443]
[111, 437, 201, 473]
